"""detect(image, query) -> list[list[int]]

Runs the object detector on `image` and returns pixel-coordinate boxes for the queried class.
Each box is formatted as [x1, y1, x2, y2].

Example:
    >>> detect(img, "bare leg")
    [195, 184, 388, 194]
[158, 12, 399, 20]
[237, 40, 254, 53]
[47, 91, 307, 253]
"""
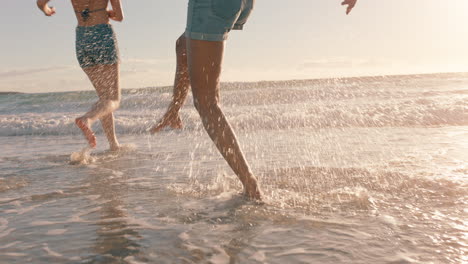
[187, 38, 261, 200]
[150, 34, 190, 133]
[100, 113, 120, 151]
[77, 64, 121, 149]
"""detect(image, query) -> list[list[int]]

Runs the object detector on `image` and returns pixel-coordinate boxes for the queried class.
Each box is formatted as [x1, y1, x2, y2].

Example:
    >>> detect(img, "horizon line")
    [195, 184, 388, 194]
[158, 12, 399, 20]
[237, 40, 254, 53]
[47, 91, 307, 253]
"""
[3, 71, 467, 94]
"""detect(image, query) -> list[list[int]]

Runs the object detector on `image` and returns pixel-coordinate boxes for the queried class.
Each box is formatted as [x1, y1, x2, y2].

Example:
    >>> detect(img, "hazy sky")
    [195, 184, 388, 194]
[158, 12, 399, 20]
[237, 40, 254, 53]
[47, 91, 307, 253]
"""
[1, 0, 468, 93]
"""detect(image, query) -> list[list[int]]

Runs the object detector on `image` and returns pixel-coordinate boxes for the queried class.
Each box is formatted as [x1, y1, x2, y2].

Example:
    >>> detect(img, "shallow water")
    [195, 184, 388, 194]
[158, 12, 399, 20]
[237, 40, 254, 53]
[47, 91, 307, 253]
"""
[0, 73, 467, 263]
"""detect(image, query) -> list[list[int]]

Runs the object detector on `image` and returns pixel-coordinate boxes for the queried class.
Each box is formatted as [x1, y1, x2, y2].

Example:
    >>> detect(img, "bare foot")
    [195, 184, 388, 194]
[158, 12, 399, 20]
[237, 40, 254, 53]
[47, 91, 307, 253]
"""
[243, 177, 262, 201]
[150, 113, 183, 134]
[75, 118, 97, 148]
[109, 144, 121, 152]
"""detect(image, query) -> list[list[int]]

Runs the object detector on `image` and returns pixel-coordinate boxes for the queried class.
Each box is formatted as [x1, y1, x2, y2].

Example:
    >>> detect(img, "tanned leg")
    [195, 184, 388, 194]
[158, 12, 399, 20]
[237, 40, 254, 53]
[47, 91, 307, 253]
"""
[187, 38, 261, 200]
[77, 64, 121, 149]
[150, 33, 190, 133]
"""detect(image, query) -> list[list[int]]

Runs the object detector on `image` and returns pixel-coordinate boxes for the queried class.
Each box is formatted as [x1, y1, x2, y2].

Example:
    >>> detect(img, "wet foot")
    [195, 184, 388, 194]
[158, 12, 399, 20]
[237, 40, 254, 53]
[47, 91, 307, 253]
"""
[150, 114, 183, 134]
[170, 116, 183, 129]
[244, 178, 262, 201]
[75, 118, 96, 148]
[109, 144, 121, 152]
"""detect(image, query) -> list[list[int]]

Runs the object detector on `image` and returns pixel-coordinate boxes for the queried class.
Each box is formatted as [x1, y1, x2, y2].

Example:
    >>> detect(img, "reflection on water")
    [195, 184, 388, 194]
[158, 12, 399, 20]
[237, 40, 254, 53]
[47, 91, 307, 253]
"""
[0, 126, 466, 263]
[85, 167, 142, 263]
[0, 74, 467, 263]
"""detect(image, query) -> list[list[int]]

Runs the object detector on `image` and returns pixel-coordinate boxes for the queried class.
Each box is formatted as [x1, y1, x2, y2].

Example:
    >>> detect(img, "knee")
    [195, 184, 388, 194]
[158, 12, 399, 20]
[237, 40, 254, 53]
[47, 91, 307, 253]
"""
[193, 96, 216, 117]
[103, 92, 121, 105]
[113, 99, 121, 110]
[107, 98, 120, 110]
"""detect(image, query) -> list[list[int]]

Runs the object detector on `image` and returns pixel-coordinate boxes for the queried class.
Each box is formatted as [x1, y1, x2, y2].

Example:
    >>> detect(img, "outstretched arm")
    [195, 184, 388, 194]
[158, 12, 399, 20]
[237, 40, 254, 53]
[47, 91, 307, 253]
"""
[109, 0, 124, 22]
[341, 0, 358, 15]
[37, 0, 56, 16]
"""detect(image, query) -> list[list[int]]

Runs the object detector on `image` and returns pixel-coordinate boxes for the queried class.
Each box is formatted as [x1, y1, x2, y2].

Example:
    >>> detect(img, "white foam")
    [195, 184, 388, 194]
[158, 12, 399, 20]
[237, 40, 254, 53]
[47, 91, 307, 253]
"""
[43, 244, 63, 257]
[1, 74, 467, 137]
[0, 241, 20, 250]
[178, 232, 190, 241]
[3, 252, 27, 257]
[379, 215, 399, 226]
[249, 250, 267, 262]
[69, 206, 102, 221]
[30, 220, 58, 226]
[123, 256, 148, 264]
[84, 194, 101, 200]
[208, 245, 230, 264]
[5, 203, 42, 215]
[0, 197, 19, 203]
[70, 147, 95, 165]
[46, 229, 67, 235]
[116, 143, 137, 152]
[274, 247, 308, 257]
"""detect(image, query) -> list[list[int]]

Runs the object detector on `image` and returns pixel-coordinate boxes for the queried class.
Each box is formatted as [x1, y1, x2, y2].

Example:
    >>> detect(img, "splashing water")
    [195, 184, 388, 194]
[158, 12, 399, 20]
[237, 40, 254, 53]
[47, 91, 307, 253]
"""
[70, 147, 95, 165]
[0, 73, 467, 263]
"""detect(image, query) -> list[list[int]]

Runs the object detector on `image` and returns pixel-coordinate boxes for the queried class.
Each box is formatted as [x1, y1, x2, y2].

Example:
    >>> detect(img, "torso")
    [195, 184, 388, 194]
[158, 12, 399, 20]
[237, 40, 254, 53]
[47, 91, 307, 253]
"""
[72, 0, 110, 26]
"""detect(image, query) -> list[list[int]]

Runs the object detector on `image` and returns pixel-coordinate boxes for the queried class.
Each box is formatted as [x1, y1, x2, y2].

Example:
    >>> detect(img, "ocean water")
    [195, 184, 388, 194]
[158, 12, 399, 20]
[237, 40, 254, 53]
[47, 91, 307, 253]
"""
[0, 73, 467, 263]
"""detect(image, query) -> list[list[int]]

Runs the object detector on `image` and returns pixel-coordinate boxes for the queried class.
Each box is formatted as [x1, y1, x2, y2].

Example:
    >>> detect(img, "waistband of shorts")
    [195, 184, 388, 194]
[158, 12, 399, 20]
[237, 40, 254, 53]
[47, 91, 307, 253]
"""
[76, 23, 113, 32]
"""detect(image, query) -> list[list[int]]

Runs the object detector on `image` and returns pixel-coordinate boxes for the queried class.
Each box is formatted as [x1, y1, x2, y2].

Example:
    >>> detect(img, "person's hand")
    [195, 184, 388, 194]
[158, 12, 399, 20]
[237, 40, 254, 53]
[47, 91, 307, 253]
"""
[107, 10, 117, 20]
[37, 0, 56, 16]
[341, 0, 357, 15]
[107, 9, 124, 21]
[43, 6, 56, 16]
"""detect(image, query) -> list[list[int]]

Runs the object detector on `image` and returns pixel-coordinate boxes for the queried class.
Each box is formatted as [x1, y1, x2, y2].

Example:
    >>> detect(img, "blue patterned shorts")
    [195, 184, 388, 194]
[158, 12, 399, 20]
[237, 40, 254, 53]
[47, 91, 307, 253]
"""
[186, 0, 255, 41]
[75, 24, 119, 68]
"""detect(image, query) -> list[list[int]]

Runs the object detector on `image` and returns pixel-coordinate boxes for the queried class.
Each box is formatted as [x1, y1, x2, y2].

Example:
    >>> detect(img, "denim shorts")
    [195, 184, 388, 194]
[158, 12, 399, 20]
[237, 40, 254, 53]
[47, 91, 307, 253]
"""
[185, 0, 255, 41]
[75, 24, 119, 68]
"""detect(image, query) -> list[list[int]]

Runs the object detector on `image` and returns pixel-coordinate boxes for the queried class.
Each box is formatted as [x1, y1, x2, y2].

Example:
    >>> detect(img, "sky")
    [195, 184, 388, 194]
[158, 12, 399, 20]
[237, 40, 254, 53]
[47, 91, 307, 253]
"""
[1, 0, 468, 93]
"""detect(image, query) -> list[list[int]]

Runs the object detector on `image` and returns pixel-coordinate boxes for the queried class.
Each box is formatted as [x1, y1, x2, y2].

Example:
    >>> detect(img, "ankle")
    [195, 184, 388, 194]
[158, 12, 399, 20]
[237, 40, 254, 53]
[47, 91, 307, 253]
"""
[76, 116, 91, 125]
[109, 143, 120, 151]
[242, 174, 257, 187]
